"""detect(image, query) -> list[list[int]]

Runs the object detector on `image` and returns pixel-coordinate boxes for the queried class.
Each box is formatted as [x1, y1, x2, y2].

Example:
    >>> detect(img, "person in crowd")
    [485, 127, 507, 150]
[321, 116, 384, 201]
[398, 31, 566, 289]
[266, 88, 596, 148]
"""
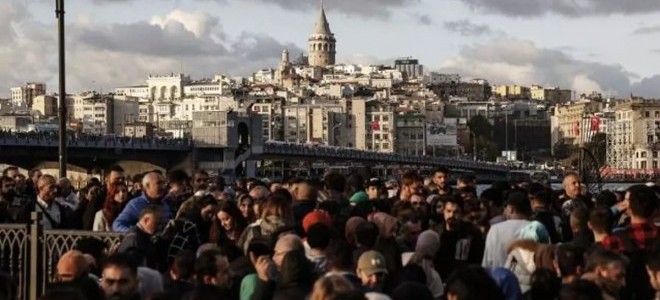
[129, 174, 144, 199]
[238, 192, 294, 253]
[100, 254, 141, 300]
[113, 172, 170, 232]
[588, 206, 614, 247]
[117, 205, 168, 272]
[356, 250, 388, 294]
[93, 181, 129, 232]
[530, 189, 561, 243]
[445, 265, 505, 300]
[306, 223, 333, 274]
[164, 169, 192, 215]
[26, 168, 42, 199]
[647, 250, 660, 300]
[435, 195, 484, 281]
[186, 249, 233, 298]
[56, 178, 79, 211]
[210, 200, 247, 248]
[0, 176, 16, 223]
[240, 240, 273, 300]
[581, 249, 627, 300]
[253, 234, 314, 300]
[309, 274, 354, 300]
[19, 174, 72, 229]
[432, 167, 452, 196]
[56, 250, 89, 282]
[84, 166, 124, 230]
[555, 243, 586, 284]
[164, 251, 196, 299]
[397, 171, 423, 203]
[488, 267, 522, 300]
[324, 239, 362, 288]
[570, 207, 595, 249]
[559, 172, 589, 242]
[528, 268, 561, 300]
[482, 191, 532, 268]
[292, 180, 318, 227]
[237, 194, 256, 224]
[321, 171, 347, 205]
[403, 229, 443, 299]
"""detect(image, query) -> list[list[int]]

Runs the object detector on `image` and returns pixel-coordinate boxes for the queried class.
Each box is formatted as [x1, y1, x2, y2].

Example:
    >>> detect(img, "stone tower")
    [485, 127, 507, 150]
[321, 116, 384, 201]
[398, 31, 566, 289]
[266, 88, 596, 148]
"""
[308, 3, 336, 67]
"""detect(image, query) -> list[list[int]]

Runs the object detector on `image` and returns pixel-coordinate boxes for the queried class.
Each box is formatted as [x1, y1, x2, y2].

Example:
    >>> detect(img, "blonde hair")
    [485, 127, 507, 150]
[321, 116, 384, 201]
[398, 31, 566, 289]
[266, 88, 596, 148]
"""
[310, 274, 354, 300]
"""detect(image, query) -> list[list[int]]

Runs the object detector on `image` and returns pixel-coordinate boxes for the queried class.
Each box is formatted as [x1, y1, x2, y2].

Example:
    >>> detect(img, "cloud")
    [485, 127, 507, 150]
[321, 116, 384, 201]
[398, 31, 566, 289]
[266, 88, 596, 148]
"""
[633, 24, 660, 35]
[417, 14, 433, 25]
[454, 0, 660, 17]
[0, 6, 301, 95]
[438, 38, 644, 96]
[443, 20, 492, 36]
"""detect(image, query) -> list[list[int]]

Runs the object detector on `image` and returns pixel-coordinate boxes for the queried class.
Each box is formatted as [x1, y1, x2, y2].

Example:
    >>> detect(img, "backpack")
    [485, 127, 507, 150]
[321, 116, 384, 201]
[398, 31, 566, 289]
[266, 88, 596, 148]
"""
[611, 228, 656, 300]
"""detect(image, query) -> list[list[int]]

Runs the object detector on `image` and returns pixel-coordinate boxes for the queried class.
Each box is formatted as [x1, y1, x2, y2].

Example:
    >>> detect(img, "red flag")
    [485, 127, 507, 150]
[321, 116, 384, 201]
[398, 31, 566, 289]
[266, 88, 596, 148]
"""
[573, 121, 580, 137]
[371, 120, 380, 131]
[590, 116, 600, 132]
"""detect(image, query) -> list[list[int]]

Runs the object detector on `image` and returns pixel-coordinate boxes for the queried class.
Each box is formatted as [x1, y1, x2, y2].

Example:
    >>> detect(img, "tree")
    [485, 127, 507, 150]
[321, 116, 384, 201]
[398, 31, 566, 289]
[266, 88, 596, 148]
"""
[468, 115, 493, 139]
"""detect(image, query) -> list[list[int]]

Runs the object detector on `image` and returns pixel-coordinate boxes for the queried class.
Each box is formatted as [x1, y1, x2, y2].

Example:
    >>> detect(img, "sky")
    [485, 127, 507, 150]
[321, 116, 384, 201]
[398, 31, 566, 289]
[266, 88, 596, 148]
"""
[3, 0, 660, 97]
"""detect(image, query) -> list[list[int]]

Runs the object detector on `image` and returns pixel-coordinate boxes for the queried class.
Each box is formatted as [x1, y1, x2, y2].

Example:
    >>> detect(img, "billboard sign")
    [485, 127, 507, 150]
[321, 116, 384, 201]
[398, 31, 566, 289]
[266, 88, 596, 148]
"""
[426, 118, 457, 146]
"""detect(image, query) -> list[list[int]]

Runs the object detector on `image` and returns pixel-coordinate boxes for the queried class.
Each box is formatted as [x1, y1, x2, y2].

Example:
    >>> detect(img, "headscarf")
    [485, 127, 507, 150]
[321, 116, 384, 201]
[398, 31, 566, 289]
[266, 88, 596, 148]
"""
[344, 217, 367, 244]
[415, 230, 440, 259]
[369, 212, 398, 239]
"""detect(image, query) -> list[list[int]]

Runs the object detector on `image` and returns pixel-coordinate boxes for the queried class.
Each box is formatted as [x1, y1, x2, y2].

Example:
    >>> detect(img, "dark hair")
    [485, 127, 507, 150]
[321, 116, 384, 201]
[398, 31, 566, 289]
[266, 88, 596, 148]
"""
[571, 207, 589, 231]
[529, 268, 561, 300]
[528, 182, 545, 195]
[433, 167, 450, 176]
[401, 170, 422, 187]
[505, 191, 532, 216]
[209, 200, 247, 244]
[0, 176, 13, 185]
[444, 194, 465, 211]
[588, 206, 613, 234]
[480, 188, 503, 207]
[168, 169, 190, 186]
[28, 168, 41, 177]
[307, 223, 333, 250]
[324, 240, 353, 271]
[172, 250, 196, 280]
[647, 249, 660, 272]
[194, 250, 224, 285]
[627, 185, 659, 219]
[40, 283, 86, 300]
[132, 173, 144, 184]
[595, 190, 617, 208]
[324, 172, 347, 192]
[327, 290, 367, 300]
[531, 190, 552, 206]
[585, 248, 625, 272]
[102, 253, 138, 277]
[107, 165, 124, 175]
[139, 204, 164, 219]
[395, 263, 427, 285]
[354, 222, 379, 248]
[445, 265, 505, 300]
[560, 279, 604, 300]
[556, 244, 585, 278]
[247, 240, 272, 259]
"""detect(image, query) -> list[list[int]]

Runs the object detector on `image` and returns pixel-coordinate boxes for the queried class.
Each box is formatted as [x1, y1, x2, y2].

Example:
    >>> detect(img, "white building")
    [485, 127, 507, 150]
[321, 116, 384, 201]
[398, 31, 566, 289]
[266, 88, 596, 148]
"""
[147, 73, 190, 101]
[11, 83, 46, 110]
[114, 86, 149, 99]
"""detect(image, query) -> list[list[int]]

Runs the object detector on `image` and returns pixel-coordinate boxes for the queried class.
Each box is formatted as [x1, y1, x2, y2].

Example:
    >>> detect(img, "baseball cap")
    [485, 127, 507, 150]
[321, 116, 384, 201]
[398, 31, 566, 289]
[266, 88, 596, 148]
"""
[358, 250, 388, 276]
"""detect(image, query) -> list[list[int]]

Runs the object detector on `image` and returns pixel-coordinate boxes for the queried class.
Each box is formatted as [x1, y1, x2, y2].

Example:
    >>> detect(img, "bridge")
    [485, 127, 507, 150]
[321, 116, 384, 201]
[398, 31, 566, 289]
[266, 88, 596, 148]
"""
[0, 132, 510, 180]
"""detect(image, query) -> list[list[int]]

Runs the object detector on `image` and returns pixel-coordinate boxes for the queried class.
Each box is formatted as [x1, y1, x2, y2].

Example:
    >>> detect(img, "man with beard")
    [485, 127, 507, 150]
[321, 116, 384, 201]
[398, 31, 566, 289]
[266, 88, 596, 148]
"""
[100, 254, 141, 300]
[432, 167, 453, 196]
[0, 176, 16, 222]
[435, 195, 485, 281]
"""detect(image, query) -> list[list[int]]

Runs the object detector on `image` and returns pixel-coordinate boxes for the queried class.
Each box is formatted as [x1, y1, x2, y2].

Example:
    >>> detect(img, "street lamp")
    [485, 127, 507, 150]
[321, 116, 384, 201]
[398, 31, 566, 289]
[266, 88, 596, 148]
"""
[56, 0, 67, 178]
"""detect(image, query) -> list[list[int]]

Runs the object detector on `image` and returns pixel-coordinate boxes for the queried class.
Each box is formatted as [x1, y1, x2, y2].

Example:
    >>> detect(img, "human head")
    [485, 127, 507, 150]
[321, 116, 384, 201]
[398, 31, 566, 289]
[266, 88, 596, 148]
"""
[445, 265, 505, 300]
[559, 279, 604, 300]
[457, 174, 476, 189]
[192, 170, 209, 192]
[588, 206, 613, 235]
[29, 168, 42, 186]
[409, 193, 424, 208]
[106, 166, 125, 188]
[563, 173, 580, 199]
[570, 207, 589, 233]
[400, 171, 423, 201]
[138, 205, 164, 235]
[216, 200, 246, 233]
[37, 174, 58, 203]
[56, 178, 73, 196]
[2, 166, 19, 178]
[194, 249, 231, 288]
[303, 210, 333, 234]
[112, 182, 129, 203]
[365, 178, 383, 200]
[273, 234, 304, 269]
[293, 180, 317, 201]
[249, 185, 270, 203]
[590, 249, 627, 290]
[237, 194, 254, 220]
[167, 169, 190, 193]
[504, 191, 532, 219]
[356, 250, 387, 290]
[307, 223, 333, 251]
[529, 268, 561, 300]
[555, 244, 585, 282]
[324, 240, 353, 272]
[432, 167, 450, 190]
[197, 195, 218, 222]
[1, 176, 15, 195]
[100, 254, 139, 300]
[56, 250, 89, 282]
[170, 251, 195, 281]
[310, 275, 354, 300]
[443, 195, 464, 230]
[13, 173, 26, 192]
[626, 184, 659, 220]
[141, 172, 166, 199]
[323, 171, 346, 193]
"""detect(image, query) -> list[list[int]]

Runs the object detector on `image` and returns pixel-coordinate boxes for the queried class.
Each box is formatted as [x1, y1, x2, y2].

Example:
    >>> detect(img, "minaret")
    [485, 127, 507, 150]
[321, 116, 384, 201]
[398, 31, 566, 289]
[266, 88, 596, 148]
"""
[308, 2, 336, 67]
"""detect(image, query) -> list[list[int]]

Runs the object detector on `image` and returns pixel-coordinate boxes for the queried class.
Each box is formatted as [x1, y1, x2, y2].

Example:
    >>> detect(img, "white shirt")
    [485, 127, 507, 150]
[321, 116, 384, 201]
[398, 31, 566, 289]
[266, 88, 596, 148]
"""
[36, 197, 61, 230]
[482, 219, 530, 268]
[93, 210, 110, 232]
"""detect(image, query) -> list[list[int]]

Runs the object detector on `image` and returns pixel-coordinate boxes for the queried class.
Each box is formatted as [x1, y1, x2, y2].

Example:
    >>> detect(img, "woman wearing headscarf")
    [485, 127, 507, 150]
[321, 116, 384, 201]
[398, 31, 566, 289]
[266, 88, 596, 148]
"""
[402, 230, 444, 299]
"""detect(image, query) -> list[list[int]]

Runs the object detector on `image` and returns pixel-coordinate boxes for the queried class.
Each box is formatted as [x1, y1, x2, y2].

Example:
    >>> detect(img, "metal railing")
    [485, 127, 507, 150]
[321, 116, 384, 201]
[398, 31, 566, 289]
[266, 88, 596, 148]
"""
[0, 213, 124, 300]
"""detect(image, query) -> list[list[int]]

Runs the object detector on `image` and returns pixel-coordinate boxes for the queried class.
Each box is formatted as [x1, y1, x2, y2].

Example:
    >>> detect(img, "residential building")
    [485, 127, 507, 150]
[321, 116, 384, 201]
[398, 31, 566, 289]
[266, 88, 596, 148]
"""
[394, 57, 424, 80]
[147, 73, 190, 101]
[123, 122, 155, 137]
[0, 115, 31, 132]
[31, 95, 58, 118]
[11, 83, 46, 110]
[550, 100, 603, 149]
[608, 101, 660, 169]
[492, 85, 531, 99]
[424, 73, 460, 85]
[395, 112, 425, 155]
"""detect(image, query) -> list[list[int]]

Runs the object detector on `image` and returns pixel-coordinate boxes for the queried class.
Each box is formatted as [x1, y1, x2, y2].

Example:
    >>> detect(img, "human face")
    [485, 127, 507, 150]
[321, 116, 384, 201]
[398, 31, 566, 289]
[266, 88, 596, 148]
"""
[5, 169, 19, 179]
[444, 202, 462, 229]
[218, 211, 234, 231]
[193, 174, 209, 192]
[433, 172, 448, 188]
[39, 180, 58, 202]
[145, 175, 167, 199]
[358, 269, 386, 289]
[239, 201, 252, 219]
[114, 186, 128, 203]
[101, 266, 139, 300]
[87, 186, 100, 201]
[410, 194, 424, 208]
[108, 171, 125, 187]
[31, 170, 42, 185]
[1, 180, 15, 195]
[367, 186, 381, 200]
[270, 183, 282, 193]
[200, 204, 217, 222]
[563, 175, 581, 198]
[142, 213, 163, 235]
[597, 261, 626, 289]
[211, 256, 232, 288]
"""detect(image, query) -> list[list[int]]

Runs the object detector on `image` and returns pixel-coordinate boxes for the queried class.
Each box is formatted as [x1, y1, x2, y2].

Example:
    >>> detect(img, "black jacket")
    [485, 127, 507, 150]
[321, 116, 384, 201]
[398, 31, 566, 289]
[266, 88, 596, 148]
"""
[251, 249, 314, 300]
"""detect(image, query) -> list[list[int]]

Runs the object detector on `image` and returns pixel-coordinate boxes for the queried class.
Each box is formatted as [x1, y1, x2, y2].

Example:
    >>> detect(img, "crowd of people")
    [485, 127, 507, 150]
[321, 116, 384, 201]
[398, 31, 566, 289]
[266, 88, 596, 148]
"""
[0, 165, 659, 300]
[0, 131, 189, 147]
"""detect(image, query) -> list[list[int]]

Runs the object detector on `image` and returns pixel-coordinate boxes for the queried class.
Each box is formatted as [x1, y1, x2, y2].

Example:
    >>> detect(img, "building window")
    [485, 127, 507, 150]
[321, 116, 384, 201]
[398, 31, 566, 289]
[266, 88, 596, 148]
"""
[645, 111, 651, 118]
[649, 135, 654, 143]
[654, 161, 658, 169]
[642, 152, 647, 158]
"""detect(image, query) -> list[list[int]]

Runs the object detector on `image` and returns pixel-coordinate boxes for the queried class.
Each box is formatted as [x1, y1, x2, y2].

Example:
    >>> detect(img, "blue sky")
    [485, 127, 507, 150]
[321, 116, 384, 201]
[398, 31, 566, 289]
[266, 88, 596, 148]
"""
[4, 0, 660, 97]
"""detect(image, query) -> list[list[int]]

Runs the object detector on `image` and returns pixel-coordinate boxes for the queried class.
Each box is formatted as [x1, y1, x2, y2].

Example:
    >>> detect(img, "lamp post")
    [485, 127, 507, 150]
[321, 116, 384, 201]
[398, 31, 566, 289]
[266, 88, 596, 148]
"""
[56, 0, 67, 178]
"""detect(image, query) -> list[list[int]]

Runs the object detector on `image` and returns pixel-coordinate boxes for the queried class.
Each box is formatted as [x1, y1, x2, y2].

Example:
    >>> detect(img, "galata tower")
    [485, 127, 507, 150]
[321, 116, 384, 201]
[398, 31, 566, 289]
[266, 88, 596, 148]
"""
[308, 4, 336, 67]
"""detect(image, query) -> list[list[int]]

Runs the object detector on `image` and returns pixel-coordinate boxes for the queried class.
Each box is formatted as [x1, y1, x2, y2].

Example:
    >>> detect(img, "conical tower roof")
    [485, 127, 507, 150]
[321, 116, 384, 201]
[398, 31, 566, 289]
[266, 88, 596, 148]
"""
[314, 4, 332, 36]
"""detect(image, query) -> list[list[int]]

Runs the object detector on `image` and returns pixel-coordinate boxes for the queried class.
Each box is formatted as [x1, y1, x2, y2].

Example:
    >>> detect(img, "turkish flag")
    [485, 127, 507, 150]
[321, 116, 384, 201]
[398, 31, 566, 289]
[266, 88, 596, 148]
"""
[591, 116, 600, 132]
[371, 120, 380, 131]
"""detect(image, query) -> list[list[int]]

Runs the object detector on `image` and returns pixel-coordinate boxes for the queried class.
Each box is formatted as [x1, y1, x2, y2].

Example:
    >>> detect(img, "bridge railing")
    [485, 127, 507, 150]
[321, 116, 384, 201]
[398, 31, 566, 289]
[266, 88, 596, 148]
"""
[0, 213, 124, 300]
[0, 132, 191, 150]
